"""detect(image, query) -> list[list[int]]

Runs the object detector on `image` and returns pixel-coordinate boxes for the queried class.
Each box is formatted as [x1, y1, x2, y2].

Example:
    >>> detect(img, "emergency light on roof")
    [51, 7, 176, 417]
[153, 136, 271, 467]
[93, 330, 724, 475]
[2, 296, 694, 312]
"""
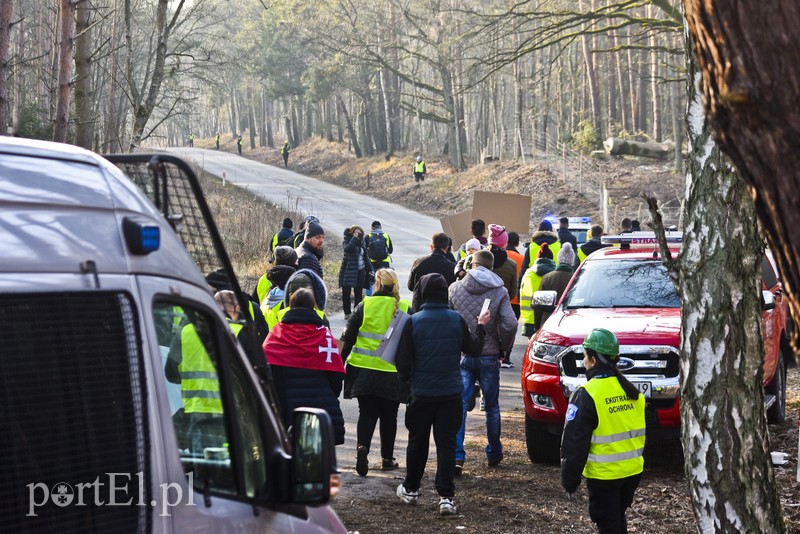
[123, 217, 160, 255]
[601, 231, 683, 246]
[545, 216, 592, 225]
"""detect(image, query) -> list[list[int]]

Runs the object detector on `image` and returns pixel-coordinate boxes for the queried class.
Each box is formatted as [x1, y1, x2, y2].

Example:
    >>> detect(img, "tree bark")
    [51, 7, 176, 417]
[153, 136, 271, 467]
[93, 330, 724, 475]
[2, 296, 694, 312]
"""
[659, 26, 784, 533]
[684, 0, 800, 358]
[0, 0, 12, 134]
[336, 94, 361, 158]
[53, 0, 75, 143]
[74, 0, 93, 149]
[603, 137, 672, 159]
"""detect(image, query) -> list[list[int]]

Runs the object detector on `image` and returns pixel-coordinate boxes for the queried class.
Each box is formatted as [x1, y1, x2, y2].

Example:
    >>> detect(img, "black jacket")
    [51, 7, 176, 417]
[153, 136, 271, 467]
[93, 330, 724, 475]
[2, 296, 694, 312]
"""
[407, 250, 456, 311]
[579, 239, 611, 258]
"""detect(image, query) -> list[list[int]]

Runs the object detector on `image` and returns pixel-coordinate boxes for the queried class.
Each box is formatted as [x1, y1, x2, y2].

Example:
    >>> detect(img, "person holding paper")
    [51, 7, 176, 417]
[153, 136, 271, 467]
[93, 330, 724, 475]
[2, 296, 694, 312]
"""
[340, 268, 411, 477]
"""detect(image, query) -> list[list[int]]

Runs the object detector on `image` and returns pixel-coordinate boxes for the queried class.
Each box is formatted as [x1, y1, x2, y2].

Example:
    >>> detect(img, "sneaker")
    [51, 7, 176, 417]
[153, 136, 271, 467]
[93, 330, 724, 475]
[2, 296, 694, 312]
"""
[454, 459, 464, 477]
[467, 383, 480, 412]
[381, 458, 399, 471]
[439, 497, 457, 516]
[396, 483, 418, 505]
[356, 445, 369, 477]
[487, 453, 504, 468]
[500, 359, 514, 368]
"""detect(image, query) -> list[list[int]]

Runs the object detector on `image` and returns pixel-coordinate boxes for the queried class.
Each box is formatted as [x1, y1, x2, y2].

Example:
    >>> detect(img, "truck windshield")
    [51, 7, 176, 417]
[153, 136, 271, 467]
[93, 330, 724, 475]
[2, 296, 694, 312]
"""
[563, 259, 680, 309]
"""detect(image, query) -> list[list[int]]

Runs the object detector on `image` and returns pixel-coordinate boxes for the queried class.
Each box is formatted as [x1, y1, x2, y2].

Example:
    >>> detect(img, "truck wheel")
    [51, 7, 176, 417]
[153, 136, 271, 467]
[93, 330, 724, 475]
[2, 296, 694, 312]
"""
[767, 352, 787, 425]
[525, 416, 561, 464]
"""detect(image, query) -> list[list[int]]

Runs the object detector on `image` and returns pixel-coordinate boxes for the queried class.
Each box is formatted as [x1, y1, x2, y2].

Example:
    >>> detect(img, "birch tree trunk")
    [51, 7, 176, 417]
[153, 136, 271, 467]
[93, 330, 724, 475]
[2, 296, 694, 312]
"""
[53, 0, 75, 143]
[656, 35, 784, 533]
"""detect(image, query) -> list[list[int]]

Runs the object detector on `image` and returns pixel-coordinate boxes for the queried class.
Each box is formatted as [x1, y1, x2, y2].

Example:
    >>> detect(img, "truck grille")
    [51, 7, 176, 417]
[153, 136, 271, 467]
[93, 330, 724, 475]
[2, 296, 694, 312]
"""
[560, 345, 680, 379]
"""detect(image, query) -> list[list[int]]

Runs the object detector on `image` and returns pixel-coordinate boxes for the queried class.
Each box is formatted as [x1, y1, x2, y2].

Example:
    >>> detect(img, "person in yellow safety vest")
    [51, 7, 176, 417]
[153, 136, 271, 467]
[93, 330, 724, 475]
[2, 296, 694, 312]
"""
[413, 155, 426, 183]
[560, 328, 645, 534]
[578, 224, 612, 264]
[518, 243, 556, 337]
[188, 133, 194, 147]
[237, 134, 243, 155]
[518, 219, 561, 286]
[255, 244, 297, 305]
[266, 269, 329, 331]
[214, 132, 220, 150]
[339, 268, 411, 477]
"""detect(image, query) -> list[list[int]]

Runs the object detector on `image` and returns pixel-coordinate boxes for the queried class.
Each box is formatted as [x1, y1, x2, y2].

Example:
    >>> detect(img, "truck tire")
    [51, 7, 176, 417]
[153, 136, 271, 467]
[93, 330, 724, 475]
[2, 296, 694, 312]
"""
[525, 416, 561, 464]
[767, 351, 786, 425]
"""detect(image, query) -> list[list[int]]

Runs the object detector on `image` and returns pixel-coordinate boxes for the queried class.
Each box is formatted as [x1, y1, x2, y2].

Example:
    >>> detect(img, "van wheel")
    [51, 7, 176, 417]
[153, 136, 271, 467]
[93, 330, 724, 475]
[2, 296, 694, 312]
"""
[525, 416, 561, 464]
[767, 352, 786, 425]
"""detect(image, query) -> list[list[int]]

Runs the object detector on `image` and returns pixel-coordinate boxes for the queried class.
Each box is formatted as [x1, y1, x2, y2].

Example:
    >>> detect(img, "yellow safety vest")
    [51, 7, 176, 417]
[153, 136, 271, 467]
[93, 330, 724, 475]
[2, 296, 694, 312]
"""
[256, 274, 271, 304]
[528, 241, 561, 268]
[347, 297, 410, 372]
[269, 305, 326, 329]
[578, 246, 588, 264]
[179, 324, 222, 414]
[519, 269, 545, 324]
[414, 161, 425, 173]
[582, 376, 646, 480]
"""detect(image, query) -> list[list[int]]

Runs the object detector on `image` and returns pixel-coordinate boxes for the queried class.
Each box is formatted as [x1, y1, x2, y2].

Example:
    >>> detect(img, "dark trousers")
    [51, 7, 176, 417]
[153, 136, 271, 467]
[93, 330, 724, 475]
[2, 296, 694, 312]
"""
[282, 154, 289, 167]
[414, 172, 425, 182]
[356, 395, 400, 459]
[403, 395, 461, 498]
[341, 270, 366, 315]
[586, 474, 641, 534]
[237, 144, 242, 155]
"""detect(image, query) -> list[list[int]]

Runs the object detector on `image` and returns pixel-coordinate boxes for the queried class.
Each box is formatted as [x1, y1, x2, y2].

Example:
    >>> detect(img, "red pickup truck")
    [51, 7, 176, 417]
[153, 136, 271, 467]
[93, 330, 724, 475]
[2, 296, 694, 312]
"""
[521, 234, 790, 463]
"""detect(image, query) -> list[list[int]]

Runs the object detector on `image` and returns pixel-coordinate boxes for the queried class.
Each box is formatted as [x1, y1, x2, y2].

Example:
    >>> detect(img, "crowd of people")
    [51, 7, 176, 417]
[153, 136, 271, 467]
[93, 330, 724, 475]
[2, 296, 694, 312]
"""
[191, 212, 644, 529]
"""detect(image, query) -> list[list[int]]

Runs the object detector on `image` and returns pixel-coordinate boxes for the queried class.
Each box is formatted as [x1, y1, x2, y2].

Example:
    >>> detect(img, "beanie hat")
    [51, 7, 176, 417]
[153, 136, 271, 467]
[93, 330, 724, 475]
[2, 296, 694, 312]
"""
[558, 242, 575, 265]
[418, 273, 449, 304]
[538, 243, 554, 259]
[273, 245, 298, 267]
[283, 217, 293, 229]
[487, 224, 508, 249]
[305, 222, 325, 239]
[538, 219, 553, 232]
[283, 268, 328, 310]
[465, 238, 482, 252]
[205, 268, 231, 291]
[304, 215, 319, 225]
[266, 265, 296, 291]
[371, 220, 381, 229]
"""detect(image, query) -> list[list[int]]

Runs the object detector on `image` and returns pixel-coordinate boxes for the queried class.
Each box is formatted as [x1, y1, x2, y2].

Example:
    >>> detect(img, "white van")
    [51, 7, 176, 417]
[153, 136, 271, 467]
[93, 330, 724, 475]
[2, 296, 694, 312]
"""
[0, 137, 346, 533]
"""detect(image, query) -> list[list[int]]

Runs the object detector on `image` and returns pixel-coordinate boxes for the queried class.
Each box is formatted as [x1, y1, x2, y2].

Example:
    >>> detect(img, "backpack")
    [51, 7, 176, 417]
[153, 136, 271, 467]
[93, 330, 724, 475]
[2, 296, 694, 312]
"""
[368, 233, 389, 261]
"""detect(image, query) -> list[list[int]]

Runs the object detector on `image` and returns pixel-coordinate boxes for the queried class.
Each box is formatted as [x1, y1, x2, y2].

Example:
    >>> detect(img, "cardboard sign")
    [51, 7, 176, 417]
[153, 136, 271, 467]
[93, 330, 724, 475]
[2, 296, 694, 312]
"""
[471, 191, 532, 234]
[440, 209, 473, 249]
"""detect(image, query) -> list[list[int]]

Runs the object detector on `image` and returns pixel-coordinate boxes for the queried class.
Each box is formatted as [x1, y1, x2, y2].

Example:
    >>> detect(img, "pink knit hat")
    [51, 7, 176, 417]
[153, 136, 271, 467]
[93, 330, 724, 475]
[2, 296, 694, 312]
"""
[487, 224, 508, 248]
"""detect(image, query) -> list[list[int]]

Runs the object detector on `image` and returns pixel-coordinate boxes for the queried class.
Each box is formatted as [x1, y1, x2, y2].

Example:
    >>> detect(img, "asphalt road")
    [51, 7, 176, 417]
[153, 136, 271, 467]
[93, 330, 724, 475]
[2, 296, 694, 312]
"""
[168, 147, 530, 473]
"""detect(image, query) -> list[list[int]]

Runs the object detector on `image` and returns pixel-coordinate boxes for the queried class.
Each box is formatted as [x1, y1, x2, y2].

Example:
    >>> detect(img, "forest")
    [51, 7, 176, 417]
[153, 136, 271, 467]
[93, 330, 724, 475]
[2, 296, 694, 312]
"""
[0, 0, 683, 168]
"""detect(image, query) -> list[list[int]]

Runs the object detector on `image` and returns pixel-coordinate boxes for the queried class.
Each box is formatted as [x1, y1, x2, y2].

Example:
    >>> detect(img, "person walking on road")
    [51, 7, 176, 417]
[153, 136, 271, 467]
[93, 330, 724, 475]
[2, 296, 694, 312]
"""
[282, 141, 291, 167]
[295, 222, 325, 278]
[537, 243, 576, 327]
[188, 133, 194, 147]
[506, 231, 524, 320]
[519, 243, 556, 337]
[407, 232, 456, 311]
[269, 218, 294, 262]
[365, 220, 393, 270]
[214, 132, 220, 150]
[413, 155, 426, 184]
[561, 328, 645, 534]
[339, 225, 374, 318]
[395, 273, 489, 516]
[519, 219, 560, 285]
[237, 134, 243, 155]
[449, 250, 517, 475]
[340, 268, 411, 477]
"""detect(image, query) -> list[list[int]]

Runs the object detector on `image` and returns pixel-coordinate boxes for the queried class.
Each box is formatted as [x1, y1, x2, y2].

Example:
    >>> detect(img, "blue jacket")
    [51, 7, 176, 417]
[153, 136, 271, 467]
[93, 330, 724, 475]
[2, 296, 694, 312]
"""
[396, 302, 485, 398]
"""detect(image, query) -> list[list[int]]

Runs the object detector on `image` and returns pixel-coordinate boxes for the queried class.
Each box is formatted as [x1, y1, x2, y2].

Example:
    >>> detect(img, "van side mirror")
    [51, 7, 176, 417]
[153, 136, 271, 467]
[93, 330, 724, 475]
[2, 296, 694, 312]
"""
[762, 290, 776, 311]
[532, 290, 558, 313]
[291, 408, 334, 504]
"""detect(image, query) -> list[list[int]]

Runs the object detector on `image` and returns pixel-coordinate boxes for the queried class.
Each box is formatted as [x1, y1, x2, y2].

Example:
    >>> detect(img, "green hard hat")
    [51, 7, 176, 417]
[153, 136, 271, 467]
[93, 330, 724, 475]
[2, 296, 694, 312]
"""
[583, 328, 619, 359]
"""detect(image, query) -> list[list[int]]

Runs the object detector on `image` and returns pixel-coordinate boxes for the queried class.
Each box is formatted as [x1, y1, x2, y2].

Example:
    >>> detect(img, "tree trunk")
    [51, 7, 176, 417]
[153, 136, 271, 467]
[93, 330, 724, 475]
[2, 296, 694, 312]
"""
[662, 29, 784, 533]
[248, 89, 256, 149]
[0, 0, 12, 134]
[684, 0, 800, 360]
[336, 94, 361, 158]
[603, 137, 672, 159]
[74, 0, 93, 149]
[580, 0, 602, 141]
[53, 0, 75, 143]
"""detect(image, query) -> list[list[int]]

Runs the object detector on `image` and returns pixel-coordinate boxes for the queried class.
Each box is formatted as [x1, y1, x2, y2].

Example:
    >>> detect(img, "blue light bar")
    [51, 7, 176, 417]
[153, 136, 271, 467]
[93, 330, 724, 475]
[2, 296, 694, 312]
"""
[123, 217, 160, 255]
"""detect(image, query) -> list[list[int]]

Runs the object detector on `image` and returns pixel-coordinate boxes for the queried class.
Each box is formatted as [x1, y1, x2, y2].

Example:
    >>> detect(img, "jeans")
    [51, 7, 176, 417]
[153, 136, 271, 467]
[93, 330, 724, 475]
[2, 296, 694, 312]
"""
[403, 395, 461, 498]
[456, 355, 502, 462]
[356, 395, 399, 459]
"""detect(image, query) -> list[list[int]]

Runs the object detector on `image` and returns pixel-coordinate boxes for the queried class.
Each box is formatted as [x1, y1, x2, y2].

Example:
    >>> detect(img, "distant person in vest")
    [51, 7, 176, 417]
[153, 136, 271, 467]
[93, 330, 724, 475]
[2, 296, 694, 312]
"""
[339, 225, 374, 318]
[578, 225, 611, 263]
[237, 134, 243, 155]
[519, 243, 556, 337]
[188, 133, 194, 147]
[214, 132, 220, 150]
[518, 219, 560, 289]
[296, 221, 325, 277]
[395, 273, 489, 516]
[561, 328, 645, 534]
[263, 287, 346, 444]
[366, 220, 393, 270]
[282, 141, 291, 167]
[413, 155, 426, 183]
[340, 268, 411, 477]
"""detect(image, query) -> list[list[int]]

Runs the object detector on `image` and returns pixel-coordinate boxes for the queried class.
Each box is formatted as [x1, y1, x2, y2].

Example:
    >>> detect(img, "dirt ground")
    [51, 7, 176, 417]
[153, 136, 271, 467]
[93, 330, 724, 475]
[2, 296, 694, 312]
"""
[196, 137, 800, 532]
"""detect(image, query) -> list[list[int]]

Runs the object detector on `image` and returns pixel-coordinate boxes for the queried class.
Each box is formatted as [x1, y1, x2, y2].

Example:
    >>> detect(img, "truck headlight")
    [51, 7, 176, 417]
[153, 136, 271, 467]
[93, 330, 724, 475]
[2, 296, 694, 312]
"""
[530, 342, 564, 364]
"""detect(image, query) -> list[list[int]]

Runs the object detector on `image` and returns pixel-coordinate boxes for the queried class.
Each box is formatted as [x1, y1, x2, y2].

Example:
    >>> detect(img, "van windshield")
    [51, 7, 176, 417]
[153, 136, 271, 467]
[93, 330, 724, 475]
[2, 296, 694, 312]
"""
[563, 259, 680, 309]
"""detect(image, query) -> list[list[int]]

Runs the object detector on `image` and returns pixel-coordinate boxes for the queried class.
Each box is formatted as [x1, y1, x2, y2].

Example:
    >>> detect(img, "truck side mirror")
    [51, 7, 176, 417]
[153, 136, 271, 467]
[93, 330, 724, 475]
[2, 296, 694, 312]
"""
[291, 408, 335, 504]
[762, 290, 776, 311]
[532, 290, 558, 313]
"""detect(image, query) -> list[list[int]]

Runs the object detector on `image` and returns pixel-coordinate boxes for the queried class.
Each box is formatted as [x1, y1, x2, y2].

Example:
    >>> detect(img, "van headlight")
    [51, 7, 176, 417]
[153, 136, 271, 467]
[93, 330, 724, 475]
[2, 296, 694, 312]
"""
[530, 342, 564, 364]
